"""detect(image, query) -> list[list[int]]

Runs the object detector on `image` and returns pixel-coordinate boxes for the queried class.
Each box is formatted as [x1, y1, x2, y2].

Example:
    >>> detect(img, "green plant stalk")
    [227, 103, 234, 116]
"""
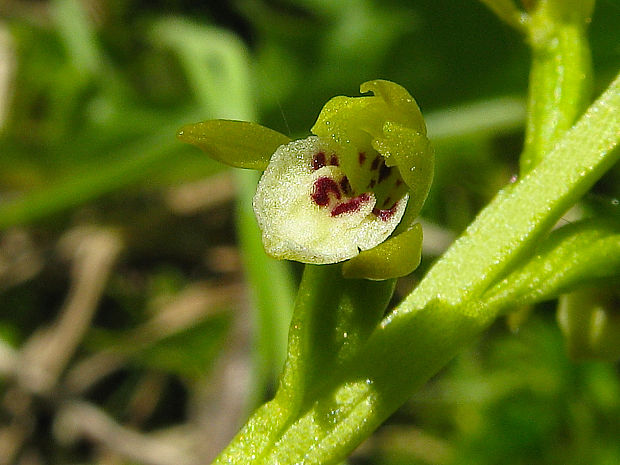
[277, 265, 395, 407]
[520, 0, 594, 174]
[214, 71, 620, 465]
[214, 264, 395, 463]
[482, 218, 620, 310]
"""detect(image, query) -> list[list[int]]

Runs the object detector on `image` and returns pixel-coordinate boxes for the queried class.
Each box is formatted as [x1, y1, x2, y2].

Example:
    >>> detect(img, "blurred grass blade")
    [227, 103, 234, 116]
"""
[0, 114, 202, 230]
[154, 18, 295, 399]
[52, 0, 103, 75]
[235, 170, 295, 395]
[150, 18, 254, 120]
[424, 96, 526, 142]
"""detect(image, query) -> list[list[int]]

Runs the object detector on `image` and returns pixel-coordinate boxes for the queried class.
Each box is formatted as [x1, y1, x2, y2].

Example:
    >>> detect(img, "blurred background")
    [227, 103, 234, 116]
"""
[0, 0, 619, 464]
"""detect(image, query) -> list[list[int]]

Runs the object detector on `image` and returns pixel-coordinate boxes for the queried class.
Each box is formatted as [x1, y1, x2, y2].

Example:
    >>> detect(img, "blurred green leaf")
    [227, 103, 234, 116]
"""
[0, 114, 204, 230]
[558, 286, 620, 362]
[87, 313, 232, 381]
[478, 0, 527, 31]
[134, 314, 231, 380]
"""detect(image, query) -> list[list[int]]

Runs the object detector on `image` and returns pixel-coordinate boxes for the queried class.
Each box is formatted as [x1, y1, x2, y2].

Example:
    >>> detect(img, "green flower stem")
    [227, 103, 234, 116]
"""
[520, 0, 594, 174]
[213, 265, 395, 464]
[213, 71, 620, 465]
[277, 266, 395, 406]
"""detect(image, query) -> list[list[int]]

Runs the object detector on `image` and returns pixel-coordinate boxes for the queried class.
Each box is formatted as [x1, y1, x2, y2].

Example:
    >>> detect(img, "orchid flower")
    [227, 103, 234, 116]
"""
[178, 80, 433, 279]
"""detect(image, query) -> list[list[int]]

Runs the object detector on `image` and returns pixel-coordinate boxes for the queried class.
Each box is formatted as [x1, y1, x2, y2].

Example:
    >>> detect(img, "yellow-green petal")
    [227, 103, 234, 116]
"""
[359, 80, 426, 134]
[310, 80, 427, 195]
[311, 80, 433, 222]
[342, 223, 423, 280]
[177, 119, 290, 170]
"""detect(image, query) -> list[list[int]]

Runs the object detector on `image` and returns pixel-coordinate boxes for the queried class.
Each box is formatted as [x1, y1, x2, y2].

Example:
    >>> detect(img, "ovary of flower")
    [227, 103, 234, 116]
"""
[253, 136, 408, 264]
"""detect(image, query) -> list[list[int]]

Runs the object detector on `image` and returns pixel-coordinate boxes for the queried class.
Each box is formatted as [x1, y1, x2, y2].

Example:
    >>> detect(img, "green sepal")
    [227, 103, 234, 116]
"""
[373, 122, 434, 222]
[342, 223, 423, 280]
[177, 119, 290, 170]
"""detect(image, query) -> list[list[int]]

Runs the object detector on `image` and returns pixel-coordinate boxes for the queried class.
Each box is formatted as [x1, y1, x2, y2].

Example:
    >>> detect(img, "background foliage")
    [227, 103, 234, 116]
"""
[0, 1, 618, 464]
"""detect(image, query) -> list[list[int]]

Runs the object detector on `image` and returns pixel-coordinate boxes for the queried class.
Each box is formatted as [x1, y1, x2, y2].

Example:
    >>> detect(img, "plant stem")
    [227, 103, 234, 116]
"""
[520, 0, 594, 174]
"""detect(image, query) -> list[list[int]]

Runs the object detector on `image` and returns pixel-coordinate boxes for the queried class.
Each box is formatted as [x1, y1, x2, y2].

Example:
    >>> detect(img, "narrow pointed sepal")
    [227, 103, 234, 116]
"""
[177, 119, 290, 170]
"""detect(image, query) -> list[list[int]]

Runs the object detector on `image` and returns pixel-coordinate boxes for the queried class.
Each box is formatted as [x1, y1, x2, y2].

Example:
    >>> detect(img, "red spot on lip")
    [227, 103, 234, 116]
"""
[373, 202, 399, 221]
[339, 176, 352, 195]
[370, 156, 381, 171]
[395, 179, 403, 187]
[329, 155, 339, 166]
[358, 152, 366, 165]
[311, 177, 341, 206]
[312, 152, 327, 170]
[331, 193, 371, 216]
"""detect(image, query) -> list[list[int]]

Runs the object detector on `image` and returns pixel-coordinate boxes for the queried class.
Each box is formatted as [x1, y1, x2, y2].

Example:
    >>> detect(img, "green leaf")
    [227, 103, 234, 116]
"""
[483, 218, 620, 310]
[177, 119, 290, 170]
[342, 223, 423, 280]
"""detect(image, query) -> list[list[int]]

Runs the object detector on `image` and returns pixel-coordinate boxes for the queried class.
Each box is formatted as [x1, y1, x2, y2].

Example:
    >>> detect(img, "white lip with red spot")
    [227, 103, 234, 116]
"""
[253, 136, 408, 264]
